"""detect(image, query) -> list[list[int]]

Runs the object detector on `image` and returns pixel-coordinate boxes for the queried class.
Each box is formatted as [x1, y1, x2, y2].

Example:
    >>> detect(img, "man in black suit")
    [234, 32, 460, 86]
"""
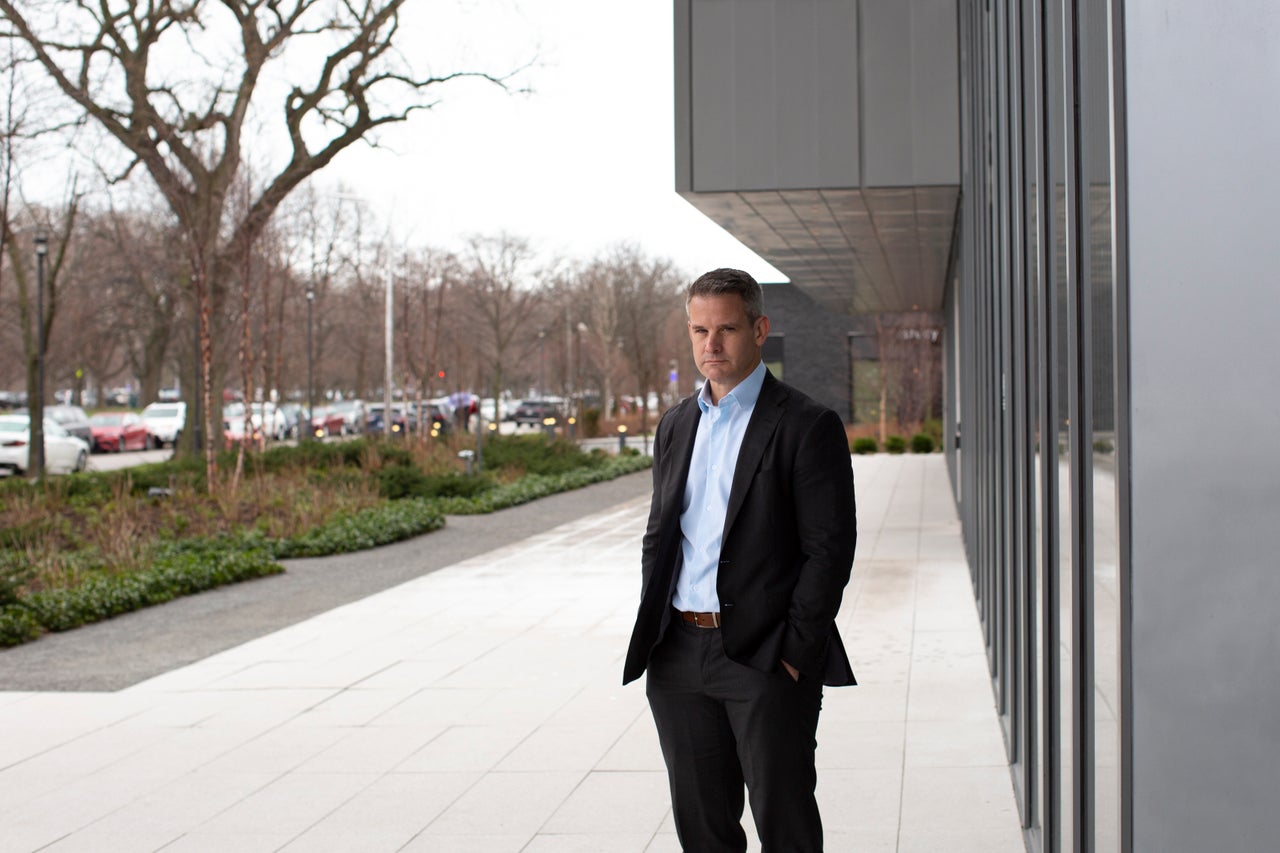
[623, 268, 858, 852]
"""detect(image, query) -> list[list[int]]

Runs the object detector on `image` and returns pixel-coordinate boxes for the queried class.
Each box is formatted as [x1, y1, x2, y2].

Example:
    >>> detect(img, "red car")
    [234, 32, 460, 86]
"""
[89, 412, 152, 453]
[309, 406, 346, 438]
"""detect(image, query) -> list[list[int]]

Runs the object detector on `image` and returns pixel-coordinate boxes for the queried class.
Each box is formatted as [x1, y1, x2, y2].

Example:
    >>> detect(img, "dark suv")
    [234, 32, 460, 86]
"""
[512, 399, 563, 425]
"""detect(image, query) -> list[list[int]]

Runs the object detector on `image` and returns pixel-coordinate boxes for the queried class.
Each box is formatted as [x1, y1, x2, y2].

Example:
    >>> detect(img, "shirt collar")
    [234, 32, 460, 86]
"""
[697, 360, 767, 414]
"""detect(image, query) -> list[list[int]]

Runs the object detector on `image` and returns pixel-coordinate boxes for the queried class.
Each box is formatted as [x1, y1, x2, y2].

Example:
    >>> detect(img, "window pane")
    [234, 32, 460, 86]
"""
[1044, 0, 1074, 847]
[1082, 0, 1121, 848]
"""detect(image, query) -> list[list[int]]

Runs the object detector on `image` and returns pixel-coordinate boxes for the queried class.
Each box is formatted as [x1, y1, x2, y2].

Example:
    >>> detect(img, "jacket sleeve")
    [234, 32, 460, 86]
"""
[780, 408, 858, 677]
[639, 406, 673, 592]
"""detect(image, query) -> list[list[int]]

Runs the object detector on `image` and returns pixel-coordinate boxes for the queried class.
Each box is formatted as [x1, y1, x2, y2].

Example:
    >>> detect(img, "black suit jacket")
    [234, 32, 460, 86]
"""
[622, 370, 858, 687]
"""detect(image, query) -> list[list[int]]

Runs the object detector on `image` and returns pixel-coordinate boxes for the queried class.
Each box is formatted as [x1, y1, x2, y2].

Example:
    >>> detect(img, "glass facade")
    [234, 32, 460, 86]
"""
[952, 1, 1129, 851]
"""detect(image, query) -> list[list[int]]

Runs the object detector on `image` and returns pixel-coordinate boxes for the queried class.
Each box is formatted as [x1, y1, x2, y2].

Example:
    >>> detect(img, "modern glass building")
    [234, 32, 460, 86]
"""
[673, 2, 1280, 850]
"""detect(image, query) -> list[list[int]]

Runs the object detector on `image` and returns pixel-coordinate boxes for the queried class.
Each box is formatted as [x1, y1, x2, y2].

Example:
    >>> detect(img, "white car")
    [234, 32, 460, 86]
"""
[223, 402, 288, 445]
[141, 401, 186, 447]
[0, 414, 90, 476]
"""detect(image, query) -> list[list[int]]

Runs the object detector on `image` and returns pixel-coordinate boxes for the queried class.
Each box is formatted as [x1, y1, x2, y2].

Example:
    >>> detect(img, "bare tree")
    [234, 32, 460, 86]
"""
[459, 233, 544, 421]
[3, 194, 79, 478]
[615, 253, 685, 450]
[328, 202, 384, 400]
[878, 311, 944, 438]
[96, 207, 186, 404]
[0, 0, 520, 486]
[399, 246, 458, 403]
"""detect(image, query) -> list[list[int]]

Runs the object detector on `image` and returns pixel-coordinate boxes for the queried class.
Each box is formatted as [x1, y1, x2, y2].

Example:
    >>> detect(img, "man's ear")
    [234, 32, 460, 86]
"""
[754, 315, 771, 344]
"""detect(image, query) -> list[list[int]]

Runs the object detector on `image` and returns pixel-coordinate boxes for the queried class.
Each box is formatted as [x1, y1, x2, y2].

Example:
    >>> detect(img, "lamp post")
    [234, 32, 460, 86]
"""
[33, 229, 48, 478]
[306, 284, 316, 440]
[384, 265, 393, 435]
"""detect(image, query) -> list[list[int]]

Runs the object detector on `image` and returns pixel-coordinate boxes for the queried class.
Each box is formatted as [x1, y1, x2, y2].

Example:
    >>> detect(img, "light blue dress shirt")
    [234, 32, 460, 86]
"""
[672, 360, 768, 613]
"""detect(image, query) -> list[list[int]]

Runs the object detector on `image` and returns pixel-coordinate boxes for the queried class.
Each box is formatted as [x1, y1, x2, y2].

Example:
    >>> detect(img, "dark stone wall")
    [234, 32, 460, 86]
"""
[760, 282, 857, 423]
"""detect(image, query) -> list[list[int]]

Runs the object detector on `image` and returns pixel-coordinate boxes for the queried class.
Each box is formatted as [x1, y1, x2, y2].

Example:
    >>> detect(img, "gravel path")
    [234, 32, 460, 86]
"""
[0, 471, 652, 692]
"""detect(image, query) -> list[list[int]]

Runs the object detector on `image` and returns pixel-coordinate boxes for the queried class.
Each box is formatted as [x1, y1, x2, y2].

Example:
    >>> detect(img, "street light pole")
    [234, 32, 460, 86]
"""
[306, 284, 315, 440]
[33, 229, 48, 478]
[384, 265, 393, 436]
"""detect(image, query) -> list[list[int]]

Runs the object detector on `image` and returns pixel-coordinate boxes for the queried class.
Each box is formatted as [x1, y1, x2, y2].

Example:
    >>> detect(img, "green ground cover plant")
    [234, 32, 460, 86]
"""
[0, 434, 651, 647]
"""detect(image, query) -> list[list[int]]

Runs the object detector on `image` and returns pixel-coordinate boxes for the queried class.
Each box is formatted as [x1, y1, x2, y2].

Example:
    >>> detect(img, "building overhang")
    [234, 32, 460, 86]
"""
[680, 185, 959, 315]
[675, 0, 961, 315]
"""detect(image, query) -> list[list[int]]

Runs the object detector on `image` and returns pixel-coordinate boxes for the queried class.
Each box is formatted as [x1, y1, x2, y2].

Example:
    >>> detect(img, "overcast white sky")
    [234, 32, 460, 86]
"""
[314, 0, 785, 282]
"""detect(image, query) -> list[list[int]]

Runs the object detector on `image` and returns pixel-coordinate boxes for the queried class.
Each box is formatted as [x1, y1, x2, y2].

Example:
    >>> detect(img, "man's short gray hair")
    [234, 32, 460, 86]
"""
[685, 268, 765, 323]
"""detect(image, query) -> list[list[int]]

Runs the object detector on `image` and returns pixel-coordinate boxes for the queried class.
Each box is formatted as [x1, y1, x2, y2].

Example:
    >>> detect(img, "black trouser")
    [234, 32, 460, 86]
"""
[646, 618, 825, 852]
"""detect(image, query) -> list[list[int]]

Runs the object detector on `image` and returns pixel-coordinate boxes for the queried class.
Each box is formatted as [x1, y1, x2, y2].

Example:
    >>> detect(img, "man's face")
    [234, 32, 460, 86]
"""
[687, 293, 770, 402]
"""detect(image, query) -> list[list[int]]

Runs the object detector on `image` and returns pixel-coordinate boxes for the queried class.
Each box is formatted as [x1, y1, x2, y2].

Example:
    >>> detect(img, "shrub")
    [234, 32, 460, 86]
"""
[885, 435, 906, 454]
[479, 434, 602, 476]
[375, 465, 433, 500]
[910, 433, 935, 453]
[0, 605, 40, 647]
[1093, 438, 1114, 454]
[851, 437, 878, 455]
[581, 407, 602, 438]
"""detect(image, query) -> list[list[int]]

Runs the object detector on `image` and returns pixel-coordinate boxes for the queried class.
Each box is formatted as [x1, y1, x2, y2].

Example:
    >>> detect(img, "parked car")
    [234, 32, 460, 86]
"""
[0, 391, 27, 410]
[511, 398, 564, 425]
[365, 403, 410, 435]
[44, 404, 93, 443]
[89, 411, 151, 453]
[223, 402, 288, 448]
[0, 414, 89, 475]
[277, 403, 305, 439]
[327, 399, 365, 435]
[414, 402, 452, 435]
[141, 401, 186, 447]
[309, 405, 346, 438]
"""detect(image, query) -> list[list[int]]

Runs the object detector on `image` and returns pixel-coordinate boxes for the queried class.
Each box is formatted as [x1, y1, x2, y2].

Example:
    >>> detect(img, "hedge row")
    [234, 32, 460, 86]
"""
[270, 498, 446, 558]
[850, 433, 937, 455]
[0, 541, 282, 646]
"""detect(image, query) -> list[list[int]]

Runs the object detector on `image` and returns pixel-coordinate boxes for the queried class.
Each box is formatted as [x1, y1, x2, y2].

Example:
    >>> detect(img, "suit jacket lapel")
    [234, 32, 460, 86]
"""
[661, 397, 702, 524]
[723, 372, 786, 539]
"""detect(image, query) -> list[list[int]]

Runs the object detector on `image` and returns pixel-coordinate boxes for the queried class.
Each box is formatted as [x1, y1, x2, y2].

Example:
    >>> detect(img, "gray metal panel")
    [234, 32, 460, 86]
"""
[774, 2, 821, 188]
[861, 1, 914, 185]
[730, 0, 779, 189]
[862, 0, 961, 186]
[675, 0, 693, 192]
[689, 0, 738, 190]
[814, 0, 861, 185]
[911, 0, 960, 185]
[1124, 3, 1280, 850]
[687, 0, 861, 192]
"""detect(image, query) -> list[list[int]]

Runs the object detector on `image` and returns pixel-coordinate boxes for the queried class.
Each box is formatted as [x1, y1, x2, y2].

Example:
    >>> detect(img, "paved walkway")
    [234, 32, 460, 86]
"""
[0, 455, 1024, 852]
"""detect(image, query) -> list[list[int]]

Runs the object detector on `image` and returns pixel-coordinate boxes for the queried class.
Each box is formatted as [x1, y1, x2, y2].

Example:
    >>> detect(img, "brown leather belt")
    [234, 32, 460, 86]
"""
[677, 610, 721, 628]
